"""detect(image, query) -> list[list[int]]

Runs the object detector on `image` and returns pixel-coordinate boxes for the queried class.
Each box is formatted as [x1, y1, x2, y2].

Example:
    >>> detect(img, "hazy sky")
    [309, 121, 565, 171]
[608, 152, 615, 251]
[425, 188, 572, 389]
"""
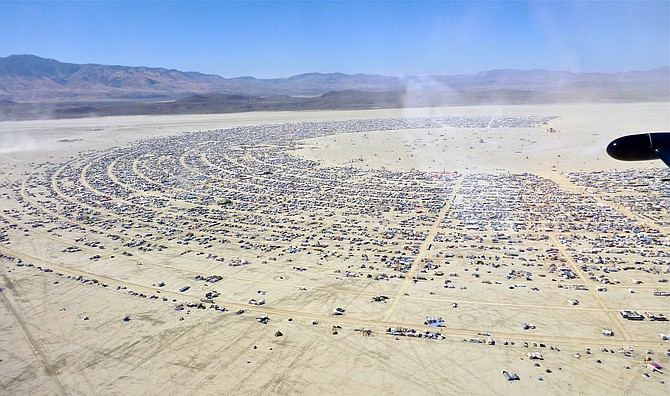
[2, 1, 668, 78]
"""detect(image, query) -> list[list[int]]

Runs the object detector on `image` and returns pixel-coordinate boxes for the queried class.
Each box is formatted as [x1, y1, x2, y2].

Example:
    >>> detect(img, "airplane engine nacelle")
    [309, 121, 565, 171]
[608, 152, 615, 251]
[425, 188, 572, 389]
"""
[606, 132, 670, 167]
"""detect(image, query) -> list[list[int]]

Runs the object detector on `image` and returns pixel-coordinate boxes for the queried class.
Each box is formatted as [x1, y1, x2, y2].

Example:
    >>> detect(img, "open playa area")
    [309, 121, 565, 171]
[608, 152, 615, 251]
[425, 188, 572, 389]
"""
[0, 103, 669, 395]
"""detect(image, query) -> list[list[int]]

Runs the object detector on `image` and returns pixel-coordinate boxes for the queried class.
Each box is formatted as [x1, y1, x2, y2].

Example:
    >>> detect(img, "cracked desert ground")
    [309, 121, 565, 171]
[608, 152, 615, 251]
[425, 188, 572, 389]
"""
[0, 103, 669, 395]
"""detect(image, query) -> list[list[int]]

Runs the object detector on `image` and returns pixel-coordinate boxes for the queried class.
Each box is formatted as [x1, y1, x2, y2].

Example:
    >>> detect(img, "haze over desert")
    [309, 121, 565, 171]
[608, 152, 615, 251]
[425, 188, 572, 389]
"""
[1, 102, 669, 395]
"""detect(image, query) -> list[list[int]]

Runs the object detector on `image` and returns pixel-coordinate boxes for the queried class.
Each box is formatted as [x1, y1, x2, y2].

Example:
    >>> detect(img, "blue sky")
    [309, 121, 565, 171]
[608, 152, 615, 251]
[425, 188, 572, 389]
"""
[2, 1, 668, 78]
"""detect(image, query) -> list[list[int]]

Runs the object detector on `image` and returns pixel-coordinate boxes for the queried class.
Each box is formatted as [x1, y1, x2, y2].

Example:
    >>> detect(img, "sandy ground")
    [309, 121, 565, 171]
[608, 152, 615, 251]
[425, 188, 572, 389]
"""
[0, 103, 669, 395]
[292, 103, 668, 174]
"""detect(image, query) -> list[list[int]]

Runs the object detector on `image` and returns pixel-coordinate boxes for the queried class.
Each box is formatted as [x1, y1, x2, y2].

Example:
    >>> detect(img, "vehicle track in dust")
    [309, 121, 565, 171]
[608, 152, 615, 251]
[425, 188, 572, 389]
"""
[0, 271, 69, 395]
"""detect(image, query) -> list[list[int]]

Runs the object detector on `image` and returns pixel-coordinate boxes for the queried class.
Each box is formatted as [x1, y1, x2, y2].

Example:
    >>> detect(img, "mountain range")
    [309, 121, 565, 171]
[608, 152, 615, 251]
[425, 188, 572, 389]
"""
[0, 54, 667, 120]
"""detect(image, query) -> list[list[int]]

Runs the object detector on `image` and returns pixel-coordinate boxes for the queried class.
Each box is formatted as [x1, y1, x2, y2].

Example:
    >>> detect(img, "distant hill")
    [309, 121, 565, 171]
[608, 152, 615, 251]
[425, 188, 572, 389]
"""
[0, 54, 230, 101]
[0, 55, 403, 101]
[0, 55, 667, 120]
